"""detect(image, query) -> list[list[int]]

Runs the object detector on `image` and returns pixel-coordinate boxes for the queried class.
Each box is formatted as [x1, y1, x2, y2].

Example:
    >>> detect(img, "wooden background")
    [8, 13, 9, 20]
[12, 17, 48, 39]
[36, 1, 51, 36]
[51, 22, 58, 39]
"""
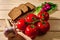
[0, 0, 60, 40]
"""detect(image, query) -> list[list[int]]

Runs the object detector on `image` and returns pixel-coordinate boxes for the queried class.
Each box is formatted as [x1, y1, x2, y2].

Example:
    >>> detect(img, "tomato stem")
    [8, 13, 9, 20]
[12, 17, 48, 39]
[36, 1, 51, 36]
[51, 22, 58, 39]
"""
[32, 17, 37, 21]
[30, 25, 35, 28]
[42, 14, 44, 16]
[32, 20, 40, 24]
[42, 18, 44, 21]
[42, 21, 45, 24]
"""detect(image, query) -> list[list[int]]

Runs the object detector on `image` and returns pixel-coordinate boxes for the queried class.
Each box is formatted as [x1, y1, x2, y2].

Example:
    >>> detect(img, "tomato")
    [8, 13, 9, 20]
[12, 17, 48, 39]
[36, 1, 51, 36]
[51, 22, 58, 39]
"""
[25, 25, 38, 39]
[37, 21, 50, 34]
[16, 18, 26, 32]
[25, 14, 38, 23]
[38, 11, 49, 21]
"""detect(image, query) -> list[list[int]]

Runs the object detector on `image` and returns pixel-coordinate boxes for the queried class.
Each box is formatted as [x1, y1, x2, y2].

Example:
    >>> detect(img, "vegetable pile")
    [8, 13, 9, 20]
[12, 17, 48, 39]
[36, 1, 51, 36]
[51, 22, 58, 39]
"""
[34, 2, 57, 15]
[16, 2, 57, 39]
[16, 11, 50, 39]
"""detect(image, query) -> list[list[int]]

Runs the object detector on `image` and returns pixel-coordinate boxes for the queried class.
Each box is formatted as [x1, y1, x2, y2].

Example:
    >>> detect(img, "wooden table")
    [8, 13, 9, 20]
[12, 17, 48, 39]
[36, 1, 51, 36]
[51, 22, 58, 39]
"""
[0, 0, 60, 40]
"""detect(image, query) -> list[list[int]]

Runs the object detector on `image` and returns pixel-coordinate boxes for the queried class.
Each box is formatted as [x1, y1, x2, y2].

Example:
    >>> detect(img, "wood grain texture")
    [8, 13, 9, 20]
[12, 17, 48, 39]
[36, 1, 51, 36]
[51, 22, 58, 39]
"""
[0, 11, 60, 19]
[0, 20, 6, 31]
[49, 20, 60, 31]
[0, 32, 7, 40]
[0, 11, 10, 19]
[0, 0, 60, 10]
[0, 20, 60, 31]
[34, 32, 60, 40]
[0, 32, 60, 40]
[0, 0, 60, 19]
[0, 0, 60, 40]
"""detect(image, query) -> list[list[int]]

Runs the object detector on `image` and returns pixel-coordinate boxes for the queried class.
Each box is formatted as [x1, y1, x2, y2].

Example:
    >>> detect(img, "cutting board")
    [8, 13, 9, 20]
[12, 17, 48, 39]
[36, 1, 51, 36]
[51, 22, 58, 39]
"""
[0, 0, 60, 40]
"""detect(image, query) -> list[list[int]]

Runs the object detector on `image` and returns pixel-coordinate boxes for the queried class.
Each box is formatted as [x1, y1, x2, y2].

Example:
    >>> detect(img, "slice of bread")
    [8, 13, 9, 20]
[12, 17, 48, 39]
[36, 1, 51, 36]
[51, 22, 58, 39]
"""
[25, 2, 35, 10]
[18, 4, 28, 13]
[8, 7, 22, 20]
[8, 2, 35, 21]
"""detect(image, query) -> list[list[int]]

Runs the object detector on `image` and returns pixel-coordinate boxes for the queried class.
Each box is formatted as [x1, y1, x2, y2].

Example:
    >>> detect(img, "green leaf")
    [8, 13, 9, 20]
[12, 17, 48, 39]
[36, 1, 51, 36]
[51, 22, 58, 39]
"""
[30, 25, 35, 28]
[48, 2, 54, 6]
[34, 6, 42, 15]
[48, 2, 57, 14]
[48, 5, 57, 14]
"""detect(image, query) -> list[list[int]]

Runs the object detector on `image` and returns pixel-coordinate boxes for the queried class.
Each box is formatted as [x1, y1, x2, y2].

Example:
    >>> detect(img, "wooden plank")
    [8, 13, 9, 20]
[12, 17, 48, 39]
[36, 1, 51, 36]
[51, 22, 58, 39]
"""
[0, 32, 7, 40]
[0, 11, 10, 19]
[49, 11, 60, 20]
[0, 19, 60, 31]
[0, 5, 18, 11]
[34, 32, 60, 40]
[0, 0, 60, 10]
[0, 32, 60, 40]
[0, 0, 60, 19]
[0, 19, 6, 31]
[0, 11, 60, 19]
[49, 20, 60, 31]
[0, 0, 60, 4]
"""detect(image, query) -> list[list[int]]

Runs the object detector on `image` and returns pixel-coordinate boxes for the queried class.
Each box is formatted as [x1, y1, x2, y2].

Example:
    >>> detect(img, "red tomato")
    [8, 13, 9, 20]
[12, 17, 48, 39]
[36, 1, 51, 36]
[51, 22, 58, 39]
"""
[16, 18, 26, 32]
[37, 21, 50, 33]
[25, 25, 38, 39]
[25, 14, 38, 23]
[38, 11, 49, 21]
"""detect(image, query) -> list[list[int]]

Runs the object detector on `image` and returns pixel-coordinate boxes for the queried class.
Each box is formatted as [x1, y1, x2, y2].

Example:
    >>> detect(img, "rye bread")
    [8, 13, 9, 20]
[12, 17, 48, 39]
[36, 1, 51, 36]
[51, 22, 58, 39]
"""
[8, 7, 22, 20]
[18, 4, 28, 13]
[8, 3, 35, 22]
[25, 2, 35, 10]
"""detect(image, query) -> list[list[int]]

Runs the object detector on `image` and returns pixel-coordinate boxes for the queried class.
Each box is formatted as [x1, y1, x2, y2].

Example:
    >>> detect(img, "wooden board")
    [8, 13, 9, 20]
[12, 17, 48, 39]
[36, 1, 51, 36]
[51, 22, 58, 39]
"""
[0, 20, 6, 31]
[0, 19, 60, 32]
[34, 32, 60, 40]
[0, 32, 60, 40]
[0, 0, 60, 40]
[0, 0, 60, 19]
[0, 11, 60, 19]
[0, 32, 7, 40]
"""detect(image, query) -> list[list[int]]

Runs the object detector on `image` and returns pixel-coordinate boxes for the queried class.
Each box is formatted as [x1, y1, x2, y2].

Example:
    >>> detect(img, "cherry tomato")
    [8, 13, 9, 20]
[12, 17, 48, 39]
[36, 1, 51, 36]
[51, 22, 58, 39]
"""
[25, 14, 38, 23]
[38, 11, 49, 21]
[37, 21, 50, 34]
[25, 25, 38, 39]
[16, 18, 26, 32]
